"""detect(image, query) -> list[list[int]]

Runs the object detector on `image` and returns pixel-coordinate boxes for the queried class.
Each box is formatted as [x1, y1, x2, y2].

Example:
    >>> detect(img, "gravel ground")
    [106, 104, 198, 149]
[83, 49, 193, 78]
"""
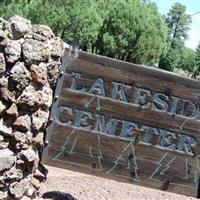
[39, 165, 197, 200]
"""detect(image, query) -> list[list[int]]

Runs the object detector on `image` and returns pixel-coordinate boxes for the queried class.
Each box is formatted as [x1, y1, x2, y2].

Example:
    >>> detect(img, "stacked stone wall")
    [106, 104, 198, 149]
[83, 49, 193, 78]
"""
[0, 15, 64, 199]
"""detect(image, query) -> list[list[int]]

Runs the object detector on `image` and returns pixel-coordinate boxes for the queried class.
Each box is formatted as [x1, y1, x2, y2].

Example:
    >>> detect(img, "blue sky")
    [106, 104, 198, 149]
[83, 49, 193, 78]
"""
[152, 0, 200, 50]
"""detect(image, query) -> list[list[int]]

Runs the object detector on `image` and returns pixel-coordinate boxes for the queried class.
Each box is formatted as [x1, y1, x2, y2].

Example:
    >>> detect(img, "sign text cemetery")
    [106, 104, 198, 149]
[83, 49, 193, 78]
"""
[42, 48, 200, 197]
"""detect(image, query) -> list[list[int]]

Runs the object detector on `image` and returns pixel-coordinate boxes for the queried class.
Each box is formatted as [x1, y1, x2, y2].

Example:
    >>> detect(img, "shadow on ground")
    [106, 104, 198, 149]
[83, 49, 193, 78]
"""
[42, 191, 78, 200]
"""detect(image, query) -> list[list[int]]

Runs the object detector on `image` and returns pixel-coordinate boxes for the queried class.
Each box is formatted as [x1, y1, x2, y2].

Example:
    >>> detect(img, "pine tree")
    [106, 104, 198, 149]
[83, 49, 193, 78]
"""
[159, 3, 192, 71]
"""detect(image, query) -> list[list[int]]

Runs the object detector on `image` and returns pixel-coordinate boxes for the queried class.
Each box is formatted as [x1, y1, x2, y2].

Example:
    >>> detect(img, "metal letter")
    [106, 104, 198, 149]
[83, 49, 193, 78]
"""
[111, 82, 131, 102]
[169, 96, 180, 116]
[153, 93, 169, 112]
[140, 126, 158, 145]
[89, 78, 106, 97]
[120, 121, 138, 139]
[133, 87, 151, 108]
[95, 114, 118, 135]
[158, 129, 176, 150]
[55, 106, 73, 126]
[177, 134, 196, 155]
[75, 109, 93, 130]
[181, 100, 199, 118]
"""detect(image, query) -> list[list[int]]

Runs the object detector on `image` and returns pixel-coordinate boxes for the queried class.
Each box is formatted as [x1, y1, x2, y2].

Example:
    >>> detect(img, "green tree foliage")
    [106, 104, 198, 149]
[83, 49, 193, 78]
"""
[159, 48, 182, 71]
[166, 3, 191, 47]
[159, 3, 192, 71]
[192, 44, 200, 78]
[95, 0, 168, 65]
[0, 0, 168, 66]
[62, 0, 103, 51]
[179, 47, 195, 73]
[0, 0, 70, 37]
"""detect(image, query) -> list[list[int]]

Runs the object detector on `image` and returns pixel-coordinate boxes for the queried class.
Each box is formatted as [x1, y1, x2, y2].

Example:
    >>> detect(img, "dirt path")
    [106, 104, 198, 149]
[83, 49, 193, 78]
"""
[39, 165, 196, 200]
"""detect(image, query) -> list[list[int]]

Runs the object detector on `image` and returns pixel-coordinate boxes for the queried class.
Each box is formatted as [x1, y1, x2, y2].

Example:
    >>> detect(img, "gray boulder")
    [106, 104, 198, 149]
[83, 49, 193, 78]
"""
[9, 177, 31, 199]
[49, 37, 64, 58]
[0, 118, 12, 136]
[0, 101, 6, 115]
[10, 15, 31, 39]
[0, 53, 5, 75]
[30, 63, 48, 85]
[32, 109, 49, 130]
[10, 62, 31, 90]
[22, 39, 50, 64]
[0, 30, 8, 47]
[32, 24, 54, 39]
[4, 39, 21, 63]
[0, 148, 15, 172]
[14, 115, 32, 131]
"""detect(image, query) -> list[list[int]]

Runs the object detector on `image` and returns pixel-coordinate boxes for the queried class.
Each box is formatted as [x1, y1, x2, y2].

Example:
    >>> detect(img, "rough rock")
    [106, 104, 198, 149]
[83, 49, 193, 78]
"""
[14, 115, 31, 131]
[0, 76, 8, 87]
[0, 30, 8, 47]
[0, 135, 3, 142]
[17, 83, 53, 110]
[4, 39, 21, 63]
[0, 53, 6, 74]
[19, 148, 38, 163]
[0, 86, 16, 103]
[31, 176, 40, 189]
[0, 190, 8, 200]
[49, 37, 64, 58]
[32, 109, 49, 131]
[6, 103, 19, 117]
[10, 62, 31, 89]
[0, 17, 7, 30]
[4, 167, 23, 180]
[0, 175, 5, 188]
[25, 32, 47, 42]
[0, 148, 15, 172]
[0, 17, 12, 37]
[17, 84, 36, 107]
[22, 39, 50, 64]
[9, 177, 31, 199]
[21, 196, 32, 200]
[10, 15, 31, 39]
[0, 118, 12, 136]
[32, 24, 54, 39]
[17, 83, 47, 108]
[47, 61, 60, 88]
[13, 131, 27, 143]
[0, 135, 9, 149]
[32, 132, 44, 146]
[37, 84, 53, 109]
[0, 140, 9, 149]
[0, 16, 64, 199]
[0, 100, 6, 114]
[30, 63, 47, 85]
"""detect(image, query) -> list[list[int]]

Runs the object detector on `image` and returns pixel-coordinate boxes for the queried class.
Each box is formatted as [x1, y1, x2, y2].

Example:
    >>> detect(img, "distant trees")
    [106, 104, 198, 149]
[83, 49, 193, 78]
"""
[159, 3, 192, 71]
[192, 44, 200, 78]
[94, 1, 168, 65]
[166, 3, 191, 47]
[180, 47, 196, 75]
[0, 0, 72, 38]
[0, 0, 168, 66]
[0, 0, 200, 78]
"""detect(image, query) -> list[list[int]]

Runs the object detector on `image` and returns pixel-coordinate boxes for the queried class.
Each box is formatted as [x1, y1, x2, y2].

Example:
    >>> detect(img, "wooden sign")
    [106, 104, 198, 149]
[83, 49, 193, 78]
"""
[42, 48, 200, 197]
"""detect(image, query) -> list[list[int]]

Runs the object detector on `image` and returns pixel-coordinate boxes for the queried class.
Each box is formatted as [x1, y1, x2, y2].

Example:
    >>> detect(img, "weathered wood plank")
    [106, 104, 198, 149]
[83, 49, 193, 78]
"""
[42, 48, 200, 197]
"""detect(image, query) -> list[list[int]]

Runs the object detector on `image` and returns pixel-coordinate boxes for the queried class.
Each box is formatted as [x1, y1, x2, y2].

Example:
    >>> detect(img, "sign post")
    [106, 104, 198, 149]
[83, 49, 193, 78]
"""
[42, 48, 200, 197]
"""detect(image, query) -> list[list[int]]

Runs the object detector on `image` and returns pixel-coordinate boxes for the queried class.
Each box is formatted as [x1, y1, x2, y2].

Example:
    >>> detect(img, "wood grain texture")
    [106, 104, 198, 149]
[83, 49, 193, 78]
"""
[42, 48, 200, 197]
